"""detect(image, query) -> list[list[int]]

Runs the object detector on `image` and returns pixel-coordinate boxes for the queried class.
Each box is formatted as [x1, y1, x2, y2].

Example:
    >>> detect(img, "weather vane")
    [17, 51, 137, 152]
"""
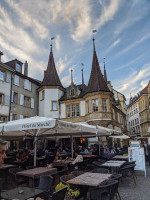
[50, 37, 55, 47]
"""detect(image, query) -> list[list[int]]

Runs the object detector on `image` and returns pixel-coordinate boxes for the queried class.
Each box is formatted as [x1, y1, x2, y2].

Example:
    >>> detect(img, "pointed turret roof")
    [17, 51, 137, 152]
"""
[87, 39, 109, 93]
[104, 61, 107, 82]
[40, 45, 63, 88]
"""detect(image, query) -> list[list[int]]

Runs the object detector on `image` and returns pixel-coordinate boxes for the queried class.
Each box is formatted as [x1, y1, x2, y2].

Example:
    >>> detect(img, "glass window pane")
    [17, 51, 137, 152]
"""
[66, 105, 70, 118]
[52, 102, 57, 110]
[0, 70, 5, 81]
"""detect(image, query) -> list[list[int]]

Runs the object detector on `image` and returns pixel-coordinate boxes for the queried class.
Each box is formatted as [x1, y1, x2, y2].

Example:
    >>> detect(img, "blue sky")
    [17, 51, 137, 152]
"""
[0, 0, 150, 102]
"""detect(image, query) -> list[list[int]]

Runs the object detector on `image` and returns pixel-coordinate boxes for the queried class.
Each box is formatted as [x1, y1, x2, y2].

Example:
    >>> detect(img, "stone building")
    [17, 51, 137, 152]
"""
[0, 54, 41, 122]
[127, 81, 150, 136]
[127, 96, 141, 137]
[38, 39, 127, 142]
[0, 51, 14, 122]
[138, 82, 150, 136]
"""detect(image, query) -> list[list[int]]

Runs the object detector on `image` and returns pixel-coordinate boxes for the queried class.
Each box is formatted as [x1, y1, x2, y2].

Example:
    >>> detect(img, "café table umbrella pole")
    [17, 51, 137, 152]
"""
[34, 129, 40, 167]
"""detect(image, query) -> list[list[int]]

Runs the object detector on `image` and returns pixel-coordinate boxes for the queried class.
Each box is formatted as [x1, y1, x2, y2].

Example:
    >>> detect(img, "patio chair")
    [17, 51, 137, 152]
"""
[9, 167, 28, 187]
[119, 164, 136, 186]
[88, 179, 118, 200]
[60, 174, 75, 185]
[92, 168, 109, 174]
[49, 187, 67, 200]
[92, 161, 103, 168]
[71, 170, 84, 177]
[37, 175, 53, 199]
[52, 167, 68, 185]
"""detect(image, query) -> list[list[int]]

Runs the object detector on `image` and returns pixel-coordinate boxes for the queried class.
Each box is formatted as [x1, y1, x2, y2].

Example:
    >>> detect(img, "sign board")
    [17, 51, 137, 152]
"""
[130, 141, 141, 148]
[128, 147, 146, 177]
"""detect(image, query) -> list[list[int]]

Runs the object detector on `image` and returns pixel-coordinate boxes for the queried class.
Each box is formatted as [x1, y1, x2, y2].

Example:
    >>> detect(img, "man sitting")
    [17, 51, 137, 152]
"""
[72, 151, 83, 165]
[103, 145, 111, 159]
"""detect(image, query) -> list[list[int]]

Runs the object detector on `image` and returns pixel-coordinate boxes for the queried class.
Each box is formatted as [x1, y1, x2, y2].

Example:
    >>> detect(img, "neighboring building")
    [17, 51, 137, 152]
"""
[127, 81, 150, 137]
[0, 51, 14, 122]
[127, 96, 141, 137]
[138, 82, 150, 136]
[2, 59, 41, 121]
[38, 40, 127, 143]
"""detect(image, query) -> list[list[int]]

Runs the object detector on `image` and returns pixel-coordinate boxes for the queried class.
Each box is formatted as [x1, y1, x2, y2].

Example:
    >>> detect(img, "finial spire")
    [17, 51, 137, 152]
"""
[81, 63, 84, 85]
[71, 69, 73, 84]
[50, 37, 55, 52]
[103, 58, 107, 82]
[92, 30, 97, 51]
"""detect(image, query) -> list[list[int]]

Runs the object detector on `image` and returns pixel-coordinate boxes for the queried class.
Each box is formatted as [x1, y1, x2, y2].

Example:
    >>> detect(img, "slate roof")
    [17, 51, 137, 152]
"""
[86, 39, 110, 93]
[40, 46, 63, 88]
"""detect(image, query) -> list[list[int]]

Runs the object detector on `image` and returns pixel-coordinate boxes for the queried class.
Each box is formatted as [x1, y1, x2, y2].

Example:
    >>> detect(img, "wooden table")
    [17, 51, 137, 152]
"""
[0, 164, 16, 170]
[107, 160, 126, 164]
[67, 172, 112, 187]
[113, 155, 128, 161]
[82, 155, 97, 158]
[17, 167, 57, 179]
[101, 160, 125, 173]
[1, 186, 43, 200]
[53, 160, 72, 167]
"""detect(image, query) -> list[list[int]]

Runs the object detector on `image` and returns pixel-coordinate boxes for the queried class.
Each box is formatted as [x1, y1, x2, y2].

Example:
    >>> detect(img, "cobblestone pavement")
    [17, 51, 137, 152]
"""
[119, 165, 150, 200]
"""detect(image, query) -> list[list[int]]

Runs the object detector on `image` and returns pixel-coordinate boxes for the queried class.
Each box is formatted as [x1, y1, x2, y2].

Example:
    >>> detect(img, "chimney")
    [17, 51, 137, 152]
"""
[24, 61, 28, 76]
[0, 51, 4, 62]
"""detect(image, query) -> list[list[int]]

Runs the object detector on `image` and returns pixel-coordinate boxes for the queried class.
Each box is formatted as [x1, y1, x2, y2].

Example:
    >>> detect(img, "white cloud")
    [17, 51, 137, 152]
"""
[0, 6, 42, 55]
[56, 58, 67, 75]
[113, 63, 150, 99]
[55, 35, 61, 51]
[5, 0, 49, 39]
[114, 53, 146, 71]
[71, 0, 121, 42]
[116, 33, 150, 57]
[103, 38, 121, 55]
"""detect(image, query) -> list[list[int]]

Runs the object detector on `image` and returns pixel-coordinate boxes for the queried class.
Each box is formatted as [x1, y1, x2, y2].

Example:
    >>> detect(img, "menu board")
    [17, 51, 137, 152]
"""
[128, 147, 146, 177]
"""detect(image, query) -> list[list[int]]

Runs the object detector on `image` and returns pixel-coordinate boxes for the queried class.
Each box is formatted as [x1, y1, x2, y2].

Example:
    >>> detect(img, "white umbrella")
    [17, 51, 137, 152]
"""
[109, 134, 130, 139]
[0, 116, 96, 166]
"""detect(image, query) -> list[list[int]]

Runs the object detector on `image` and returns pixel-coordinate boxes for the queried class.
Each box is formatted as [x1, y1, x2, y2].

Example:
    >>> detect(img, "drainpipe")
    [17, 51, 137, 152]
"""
[8, 73, 13, 121]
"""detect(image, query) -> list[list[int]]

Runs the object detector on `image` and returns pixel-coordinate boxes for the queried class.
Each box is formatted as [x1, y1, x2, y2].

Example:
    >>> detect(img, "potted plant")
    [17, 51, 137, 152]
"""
[55, 182, 80, 200]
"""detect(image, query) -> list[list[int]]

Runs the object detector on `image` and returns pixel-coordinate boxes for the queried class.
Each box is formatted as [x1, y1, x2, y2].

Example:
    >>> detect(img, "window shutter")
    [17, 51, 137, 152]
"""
[20, 115, 23, 119]
[28, 81, 31, 91]
[11, 91, 14, 102]
[20, 94, 24, 105]
[31, 98, 34, 108]
[6, 72, 11, 83]
[14, 75, 19, 86]
[5, 95, 10, 106]
[24, 79, 30, 89]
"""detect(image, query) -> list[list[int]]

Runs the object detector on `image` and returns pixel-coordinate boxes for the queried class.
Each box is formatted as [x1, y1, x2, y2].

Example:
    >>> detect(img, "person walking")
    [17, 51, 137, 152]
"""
[143, 140, 150, 166]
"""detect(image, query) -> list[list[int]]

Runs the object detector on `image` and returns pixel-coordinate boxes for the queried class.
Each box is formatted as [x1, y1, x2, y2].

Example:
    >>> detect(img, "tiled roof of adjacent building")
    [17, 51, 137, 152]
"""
[40, 45, 63, 88]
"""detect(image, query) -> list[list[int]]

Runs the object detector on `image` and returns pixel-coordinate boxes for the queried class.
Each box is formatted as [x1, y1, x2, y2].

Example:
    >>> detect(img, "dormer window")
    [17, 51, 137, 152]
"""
[16, 63, 21, 73]
[70, 88, 74, 96]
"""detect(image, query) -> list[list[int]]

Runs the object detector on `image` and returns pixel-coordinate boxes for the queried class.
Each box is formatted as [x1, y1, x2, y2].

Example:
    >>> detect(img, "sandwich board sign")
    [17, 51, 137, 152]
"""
[128, 147, 146, 177]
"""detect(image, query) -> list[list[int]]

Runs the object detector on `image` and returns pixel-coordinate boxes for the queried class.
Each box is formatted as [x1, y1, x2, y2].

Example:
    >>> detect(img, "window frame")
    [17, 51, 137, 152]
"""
[102, 99, 107, 112]
[51, 101, 58, 111]
[92, 99, 98, 112]
[0, 70, 5, 81]
[0, 93, 4, 105]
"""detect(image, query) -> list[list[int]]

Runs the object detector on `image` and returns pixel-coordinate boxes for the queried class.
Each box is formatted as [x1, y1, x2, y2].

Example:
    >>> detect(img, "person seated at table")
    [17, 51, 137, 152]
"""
[111, 146, 117, 155]
[15, 151, 21, 161]
[103, 145, 111, 159]
[20, 149, 30, 162]
[53, 149, 60, 162]
[72, 151, 83, 165]
[0, 139, 7, 167]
